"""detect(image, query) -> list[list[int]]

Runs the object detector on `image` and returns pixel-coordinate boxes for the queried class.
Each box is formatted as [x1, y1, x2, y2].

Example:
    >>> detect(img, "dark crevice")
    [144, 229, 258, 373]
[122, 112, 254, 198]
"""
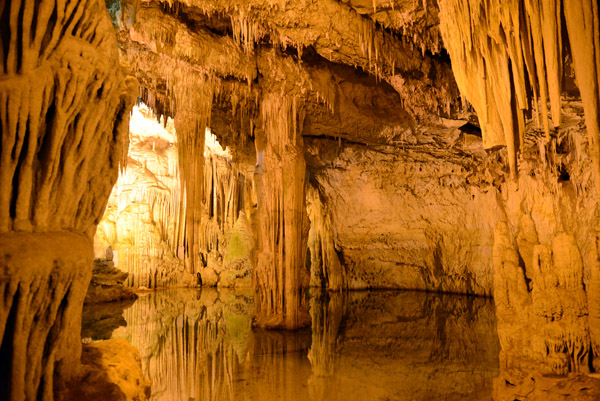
[0, 0, 11, 72]
[0, 285, 20, 396]
[10, 116, 31, 219]
[558, 164, 570, 182]
[40, 5, 58, 58]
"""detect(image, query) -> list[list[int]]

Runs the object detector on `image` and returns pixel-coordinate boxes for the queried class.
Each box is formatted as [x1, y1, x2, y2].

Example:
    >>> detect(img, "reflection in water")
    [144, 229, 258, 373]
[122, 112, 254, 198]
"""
[104, 289, 499, 401]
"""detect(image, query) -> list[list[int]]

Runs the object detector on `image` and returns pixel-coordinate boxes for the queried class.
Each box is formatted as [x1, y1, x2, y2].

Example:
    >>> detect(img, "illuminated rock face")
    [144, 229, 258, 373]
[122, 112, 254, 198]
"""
[94, 106, 254, 289]
[306, 124, 500, 295]
[94, 104, 186, 288]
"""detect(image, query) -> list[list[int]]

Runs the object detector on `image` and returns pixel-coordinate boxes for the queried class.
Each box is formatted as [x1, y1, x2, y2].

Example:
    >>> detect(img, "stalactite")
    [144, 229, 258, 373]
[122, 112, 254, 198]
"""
[199, 137, 246, 262]
[306, 187, 346, 291]
[173, 76, 216, 273]
[563, 0, 600, 196]
[230, 13, 266, 54]
[438, 0, 600, 185]
[253, 93, 310, 329]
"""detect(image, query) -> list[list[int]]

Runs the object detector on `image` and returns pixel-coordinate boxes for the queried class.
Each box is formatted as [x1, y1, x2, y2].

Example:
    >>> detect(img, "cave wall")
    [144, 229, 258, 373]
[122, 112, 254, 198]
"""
[306, 124, 501, 295]
[436, 0, 600, 394]
[0, 0, 137, 398]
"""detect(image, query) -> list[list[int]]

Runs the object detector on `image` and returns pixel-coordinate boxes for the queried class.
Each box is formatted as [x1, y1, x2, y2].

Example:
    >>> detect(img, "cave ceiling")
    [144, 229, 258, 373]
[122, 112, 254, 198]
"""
[117, 0, 462, 169]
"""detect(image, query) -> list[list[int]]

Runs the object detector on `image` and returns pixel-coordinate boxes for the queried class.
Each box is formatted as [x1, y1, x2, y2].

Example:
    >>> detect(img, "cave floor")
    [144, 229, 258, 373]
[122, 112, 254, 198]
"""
[83, 288, 500, 400]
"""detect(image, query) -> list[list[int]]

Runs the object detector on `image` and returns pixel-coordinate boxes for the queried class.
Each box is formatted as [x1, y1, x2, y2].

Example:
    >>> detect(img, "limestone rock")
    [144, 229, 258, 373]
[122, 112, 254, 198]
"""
[201, 267, 219, 287]
[85, 259, 138, 305]
[67, 339, 151, 401]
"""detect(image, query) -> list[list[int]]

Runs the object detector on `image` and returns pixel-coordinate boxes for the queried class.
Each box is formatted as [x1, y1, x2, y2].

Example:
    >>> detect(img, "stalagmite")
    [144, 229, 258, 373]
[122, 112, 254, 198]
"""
[253, 93, 310, 329]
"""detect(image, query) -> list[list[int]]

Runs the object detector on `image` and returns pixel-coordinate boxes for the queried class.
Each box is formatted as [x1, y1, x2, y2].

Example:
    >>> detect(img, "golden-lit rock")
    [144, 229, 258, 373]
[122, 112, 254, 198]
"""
[0, 0, 137, 398]
[67, 339, 151, 401]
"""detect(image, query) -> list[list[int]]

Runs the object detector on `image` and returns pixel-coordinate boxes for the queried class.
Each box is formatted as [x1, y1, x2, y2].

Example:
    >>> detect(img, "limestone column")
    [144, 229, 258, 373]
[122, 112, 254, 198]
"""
[173, 79, 213, 274]
[253, 94, 310, 329]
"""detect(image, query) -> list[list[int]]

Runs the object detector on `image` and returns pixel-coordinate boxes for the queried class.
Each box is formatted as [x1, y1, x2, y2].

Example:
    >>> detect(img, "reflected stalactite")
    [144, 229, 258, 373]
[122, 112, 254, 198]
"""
[107, 289, 500, 401]
[307, 291, 344, 401]
[113, 289, 253, 401]
[253, 94, 311, 329]
[308, 291, 344, 377]
[243, 328, 312, 400]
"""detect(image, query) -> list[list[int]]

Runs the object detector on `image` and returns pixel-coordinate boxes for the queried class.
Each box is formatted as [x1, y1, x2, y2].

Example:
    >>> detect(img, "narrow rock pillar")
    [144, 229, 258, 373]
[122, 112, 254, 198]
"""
[253, 94, 310, 329]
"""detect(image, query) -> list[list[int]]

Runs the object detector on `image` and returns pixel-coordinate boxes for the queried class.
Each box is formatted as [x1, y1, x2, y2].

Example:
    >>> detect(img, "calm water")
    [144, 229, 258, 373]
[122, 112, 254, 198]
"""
[83, 289, 499, 401]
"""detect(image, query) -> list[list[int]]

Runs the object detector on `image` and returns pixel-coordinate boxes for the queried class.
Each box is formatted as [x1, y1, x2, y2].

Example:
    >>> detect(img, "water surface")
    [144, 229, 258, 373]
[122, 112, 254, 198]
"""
[88, 289, 500, 401]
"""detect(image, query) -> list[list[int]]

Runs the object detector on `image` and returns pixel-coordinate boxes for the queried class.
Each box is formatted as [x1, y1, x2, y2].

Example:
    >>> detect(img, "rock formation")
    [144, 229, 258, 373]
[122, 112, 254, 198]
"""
[94, 104, 186, 288]
[0, 0, 138, 399]
[84, 258, 137, 305]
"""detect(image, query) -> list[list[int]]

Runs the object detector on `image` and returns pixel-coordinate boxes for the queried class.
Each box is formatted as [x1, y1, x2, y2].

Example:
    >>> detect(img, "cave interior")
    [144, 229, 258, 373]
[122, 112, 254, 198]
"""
[1, 0, 600, 400]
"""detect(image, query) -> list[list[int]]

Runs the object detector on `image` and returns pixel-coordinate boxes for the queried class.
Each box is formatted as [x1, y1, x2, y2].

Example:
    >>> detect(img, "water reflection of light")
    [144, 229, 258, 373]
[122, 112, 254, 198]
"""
[108, 289, 499, 401]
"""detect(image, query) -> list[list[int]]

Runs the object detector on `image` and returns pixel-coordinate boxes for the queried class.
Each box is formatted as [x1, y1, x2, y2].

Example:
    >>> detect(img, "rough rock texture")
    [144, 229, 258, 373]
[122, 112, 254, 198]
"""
[0, 0, 137, 398]
[306, 123, 501, 295]
[0, 233, 93, 401]
[66, 339, 151, 401]
[84, 258, 138, 305]
[490, 111, 600, 396]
